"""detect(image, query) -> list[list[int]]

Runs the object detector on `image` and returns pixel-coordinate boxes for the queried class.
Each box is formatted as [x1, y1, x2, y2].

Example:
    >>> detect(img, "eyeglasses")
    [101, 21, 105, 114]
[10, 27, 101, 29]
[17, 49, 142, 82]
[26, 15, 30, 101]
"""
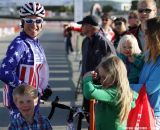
[138, 8, 152, 14]
[23, 18, 43, 24]
[115, 21, 122, 26]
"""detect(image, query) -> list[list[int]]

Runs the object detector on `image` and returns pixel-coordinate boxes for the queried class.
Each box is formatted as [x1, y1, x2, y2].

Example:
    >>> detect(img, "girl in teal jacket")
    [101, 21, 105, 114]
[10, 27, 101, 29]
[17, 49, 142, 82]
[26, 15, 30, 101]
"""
[83, 56, 138, 130]
[117, 34, 144, 84]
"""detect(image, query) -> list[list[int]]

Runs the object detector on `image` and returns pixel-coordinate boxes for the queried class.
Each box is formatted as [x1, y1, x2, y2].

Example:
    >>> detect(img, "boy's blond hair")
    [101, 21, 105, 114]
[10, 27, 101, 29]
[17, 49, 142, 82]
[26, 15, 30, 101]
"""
[98, 55, 133, 124]
[117, 34, 141, 54]
[13, 84, 38, 102]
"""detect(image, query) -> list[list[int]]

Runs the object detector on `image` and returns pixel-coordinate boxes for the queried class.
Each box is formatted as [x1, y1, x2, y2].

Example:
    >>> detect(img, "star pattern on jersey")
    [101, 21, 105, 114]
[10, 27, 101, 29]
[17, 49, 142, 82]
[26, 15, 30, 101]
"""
[1, 32, 49, 110]
[14, 51, 19, 56]
[16, 40, 22, 44]
[5, 71, 9, 75]
[10, 110, 14, 115]
[10, 46, 14, 50]
[1, 63, 6, 68]
[9, 81, 15, 87]
[9, 57, 14, 63]
[26, 49, 30, 53]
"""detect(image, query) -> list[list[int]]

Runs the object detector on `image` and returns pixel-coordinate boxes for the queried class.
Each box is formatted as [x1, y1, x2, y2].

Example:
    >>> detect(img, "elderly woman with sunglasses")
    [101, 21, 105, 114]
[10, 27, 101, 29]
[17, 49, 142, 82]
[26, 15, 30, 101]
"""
[0, 2, 51, 120]
[128, 10, 140, 31]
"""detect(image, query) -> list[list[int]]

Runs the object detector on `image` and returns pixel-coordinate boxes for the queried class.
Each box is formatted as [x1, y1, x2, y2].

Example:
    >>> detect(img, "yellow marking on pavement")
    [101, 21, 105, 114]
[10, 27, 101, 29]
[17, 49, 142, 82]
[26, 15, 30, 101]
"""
[49, 70, 69, 73]
[49, 64, 69, 68]
[49, 77, 70, 81]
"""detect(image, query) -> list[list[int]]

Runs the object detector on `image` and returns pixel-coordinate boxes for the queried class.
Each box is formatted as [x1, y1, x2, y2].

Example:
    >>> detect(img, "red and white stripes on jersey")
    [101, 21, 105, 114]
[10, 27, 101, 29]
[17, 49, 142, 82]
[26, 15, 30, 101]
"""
[19, 64, 44, 89]
[3, 84, 9, 107]
[3, 63, 48, 107]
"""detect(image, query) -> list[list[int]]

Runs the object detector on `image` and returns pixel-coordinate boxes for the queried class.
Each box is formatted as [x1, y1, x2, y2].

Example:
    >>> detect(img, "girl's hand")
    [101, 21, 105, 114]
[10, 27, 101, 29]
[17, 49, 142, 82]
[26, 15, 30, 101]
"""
[91, 71, 98, 80]
[83, 71, 98, 80]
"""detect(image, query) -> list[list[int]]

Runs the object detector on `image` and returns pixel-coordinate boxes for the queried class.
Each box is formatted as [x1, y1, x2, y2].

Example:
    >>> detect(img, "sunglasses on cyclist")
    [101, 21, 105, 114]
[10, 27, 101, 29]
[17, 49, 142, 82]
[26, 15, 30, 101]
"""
[23, 18, 43, 24]
[138, 8, 152, 14]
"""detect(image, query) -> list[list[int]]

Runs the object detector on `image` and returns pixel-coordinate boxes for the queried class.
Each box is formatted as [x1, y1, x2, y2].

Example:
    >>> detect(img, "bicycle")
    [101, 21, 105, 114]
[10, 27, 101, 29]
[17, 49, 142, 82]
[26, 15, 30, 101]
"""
[48, 96, 89, 130]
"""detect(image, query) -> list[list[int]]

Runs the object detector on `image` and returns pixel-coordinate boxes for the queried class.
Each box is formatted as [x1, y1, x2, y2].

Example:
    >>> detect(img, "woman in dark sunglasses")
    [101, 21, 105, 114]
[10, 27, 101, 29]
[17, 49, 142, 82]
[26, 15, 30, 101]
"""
[112, 17, 128, 48]
[128, 11, 140, 31]
[0, 2, 52, 121]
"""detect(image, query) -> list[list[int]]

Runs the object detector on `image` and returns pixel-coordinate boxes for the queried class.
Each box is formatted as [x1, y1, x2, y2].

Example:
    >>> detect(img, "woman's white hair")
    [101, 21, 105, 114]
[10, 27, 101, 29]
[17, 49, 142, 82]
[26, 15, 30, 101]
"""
[117, 34, 141, 54]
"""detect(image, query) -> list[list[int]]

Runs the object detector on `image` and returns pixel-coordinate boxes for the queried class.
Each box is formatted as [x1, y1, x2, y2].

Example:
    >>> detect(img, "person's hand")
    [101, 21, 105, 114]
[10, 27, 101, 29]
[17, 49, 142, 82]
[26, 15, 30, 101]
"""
[83, 71, 98, 80]
[91, 71, 98, 80]
[64, 24, 72, 31]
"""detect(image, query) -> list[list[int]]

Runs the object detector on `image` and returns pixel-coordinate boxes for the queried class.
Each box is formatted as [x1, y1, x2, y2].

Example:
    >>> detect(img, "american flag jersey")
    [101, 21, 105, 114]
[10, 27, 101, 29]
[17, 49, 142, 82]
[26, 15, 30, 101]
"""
[0, 31, 49, 107]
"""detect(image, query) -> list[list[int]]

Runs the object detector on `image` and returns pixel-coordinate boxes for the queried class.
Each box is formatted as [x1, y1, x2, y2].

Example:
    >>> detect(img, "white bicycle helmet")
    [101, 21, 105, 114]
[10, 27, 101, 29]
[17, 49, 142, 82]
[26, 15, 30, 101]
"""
[19, 2, 45, 18]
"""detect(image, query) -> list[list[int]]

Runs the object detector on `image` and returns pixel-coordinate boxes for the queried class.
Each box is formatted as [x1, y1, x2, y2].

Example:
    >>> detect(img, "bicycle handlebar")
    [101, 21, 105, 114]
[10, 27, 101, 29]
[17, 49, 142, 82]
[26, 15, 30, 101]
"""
[53, 102, 72, 110]
[48, 96, 89, 130]
[48, 96, 88, 120]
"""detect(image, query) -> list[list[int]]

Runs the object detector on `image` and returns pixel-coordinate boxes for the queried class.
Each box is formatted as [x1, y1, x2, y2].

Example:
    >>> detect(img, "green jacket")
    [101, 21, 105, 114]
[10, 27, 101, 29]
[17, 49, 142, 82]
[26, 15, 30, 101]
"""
[83, 75, 138, 130]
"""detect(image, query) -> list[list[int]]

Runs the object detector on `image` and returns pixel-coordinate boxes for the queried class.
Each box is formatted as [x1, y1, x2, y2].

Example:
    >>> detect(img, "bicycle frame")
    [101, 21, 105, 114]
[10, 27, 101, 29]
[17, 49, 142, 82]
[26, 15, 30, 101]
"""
[48, 96, 88, 130]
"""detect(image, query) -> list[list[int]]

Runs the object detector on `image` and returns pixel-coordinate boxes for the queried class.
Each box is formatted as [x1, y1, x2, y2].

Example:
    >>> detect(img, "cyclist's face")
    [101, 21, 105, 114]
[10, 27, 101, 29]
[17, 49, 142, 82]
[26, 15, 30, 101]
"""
[23, 15, 43, 38]
[15, 95, 38, 119]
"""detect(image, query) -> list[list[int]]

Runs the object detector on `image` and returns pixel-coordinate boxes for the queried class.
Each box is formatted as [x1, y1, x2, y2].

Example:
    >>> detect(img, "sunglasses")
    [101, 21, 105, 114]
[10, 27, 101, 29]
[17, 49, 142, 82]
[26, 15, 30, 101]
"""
[115, 21, 122, 26]
[138, 8, 152, 14]
[23, 18, 43, 24]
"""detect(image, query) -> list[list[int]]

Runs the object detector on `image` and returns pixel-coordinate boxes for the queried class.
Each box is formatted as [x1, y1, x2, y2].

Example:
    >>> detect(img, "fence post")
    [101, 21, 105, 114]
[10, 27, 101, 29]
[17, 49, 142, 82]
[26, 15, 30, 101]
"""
[90, 99, 96, 130]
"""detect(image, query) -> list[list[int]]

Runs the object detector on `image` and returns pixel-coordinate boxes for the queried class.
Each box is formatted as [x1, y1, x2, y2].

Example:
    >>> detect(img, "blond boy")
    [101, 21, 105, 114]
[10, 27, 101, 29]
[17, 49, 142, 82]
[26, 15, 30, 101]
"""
[8, 85, 52, 130]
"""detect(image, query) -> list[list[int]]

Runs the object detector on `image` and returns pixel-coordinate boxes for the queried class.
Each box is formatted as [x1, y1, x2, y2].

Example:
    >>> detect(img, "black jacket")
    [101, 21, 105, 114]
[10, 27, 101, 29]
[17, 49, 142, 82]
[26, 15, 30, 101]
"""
[81, 30, 116, 76]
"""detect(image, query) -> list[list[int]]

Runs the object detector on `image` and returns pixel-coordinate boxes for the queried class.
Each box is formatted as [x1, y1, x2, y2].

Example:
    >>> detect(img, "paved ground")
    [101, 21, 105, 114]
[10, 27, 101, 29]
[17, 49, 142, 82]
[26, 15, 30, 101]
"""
[0, 22, 87, 130]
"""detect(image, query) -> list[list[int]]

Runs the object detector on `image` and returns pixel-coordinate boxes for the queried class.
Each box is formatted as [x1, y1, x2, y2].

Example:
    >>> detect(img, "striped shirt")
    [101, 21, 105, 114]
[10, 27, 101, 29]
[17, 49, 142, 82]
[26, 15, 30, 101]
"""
[8, 113, 52, 130]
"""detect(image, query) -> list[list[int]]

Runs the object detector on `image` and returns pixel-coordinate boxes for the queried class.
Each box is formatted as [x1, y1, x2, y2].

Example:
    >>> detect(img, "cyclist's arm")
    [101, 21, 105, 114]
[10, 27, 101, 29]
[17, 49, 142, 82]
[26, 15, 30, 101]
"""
[0, 40, 26, 87]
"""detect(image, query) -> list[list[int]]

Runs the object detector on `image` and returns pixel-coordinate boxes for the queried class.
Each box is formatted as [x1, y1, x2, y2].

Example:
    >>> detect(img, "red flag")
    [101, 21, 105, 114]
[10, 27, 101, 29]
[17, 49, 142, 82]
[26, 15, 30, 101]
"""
[127, 84, 156, 130]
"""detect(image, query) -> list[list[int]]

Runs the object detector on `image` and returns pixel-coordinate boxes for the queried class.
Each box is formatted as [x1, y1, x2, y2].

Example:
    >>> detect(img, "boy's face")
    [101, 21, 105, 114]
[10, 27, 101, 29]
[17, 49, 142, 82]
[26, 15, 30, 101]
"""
[15, 95, 37, 119]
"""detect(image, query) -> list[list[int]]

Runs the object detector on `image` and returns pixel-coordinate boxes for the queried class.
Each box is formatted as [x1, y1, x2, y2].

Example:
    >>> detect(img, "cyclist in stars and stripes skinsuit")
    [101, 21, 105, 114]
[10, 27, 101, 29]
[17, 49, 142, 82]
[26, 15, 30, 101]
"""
[0, 2, 50, 120]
